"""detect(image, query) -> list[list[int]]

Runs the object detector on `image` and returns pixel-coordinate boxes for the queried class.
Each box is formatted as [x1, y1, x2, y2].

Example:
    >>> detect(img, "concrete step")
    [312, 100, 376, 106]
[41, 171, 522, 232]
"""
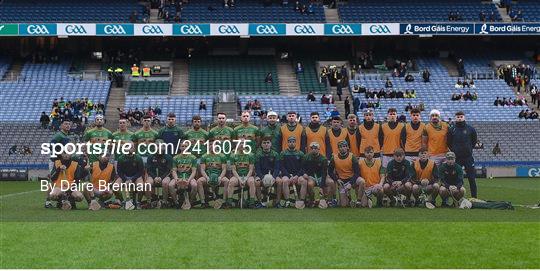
[170, 59, 189, 95]
[323, 6, 340, 23]
[149, 9, 163, 23]
[276, 60, 301, 95]
[496, 6, 512, 22]
[440, 58, 460, 77]
[104, 87, 126, 130]
[1, 59, 23, 81]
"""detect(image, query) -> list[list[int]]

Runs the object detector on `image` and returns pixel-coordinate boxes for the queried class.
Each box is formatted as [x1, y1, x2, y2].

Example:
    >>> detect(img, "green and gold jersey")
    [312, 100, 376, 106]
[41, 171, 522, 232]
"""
[201, 153, 226, 176]
[173, 153, 198, 176]
[234, 124, 259, 150]
[131, 128, 158, 157]
[185, 128, 208, 157]
[83, 127, 113, 163]
[260, 124, 280, 140]
[232, 153, 254, 177]
[112, 130, 134, 159]
[84, 127, 113, 143]
[209, 125, 235, 141]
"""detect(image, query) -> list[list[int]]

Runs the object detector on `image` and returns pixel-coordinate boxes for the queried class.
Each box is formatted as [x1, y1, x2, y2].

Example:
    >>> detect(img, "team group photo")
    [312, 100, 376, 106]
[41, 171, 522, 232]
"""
[1, 0, 539, 269]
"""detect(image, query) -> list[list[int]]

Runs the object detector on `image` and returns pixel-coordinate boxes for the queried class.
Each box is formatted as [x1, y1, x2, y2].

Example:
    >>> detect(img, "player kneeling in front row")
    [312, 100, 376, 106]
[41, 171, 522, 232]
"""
[49, 152, 85, 210]
[146, 149, 173, 208]
[412, 147, 439, 208]
[358, 146, 385, 208]
[438, 152, 466, 208]
[170, 141, 198, 209]
[84, 153, 117, 210]
[279, 136, 307, 209]
[302, 142, 329, 208]
[383, 148, 415, 207]
[115, 146, 145, 210]
[328, 140, 360, 208]
[197, 140, 229, 208]
[254, 137, 281, 208]
[228, 143, 256, 208]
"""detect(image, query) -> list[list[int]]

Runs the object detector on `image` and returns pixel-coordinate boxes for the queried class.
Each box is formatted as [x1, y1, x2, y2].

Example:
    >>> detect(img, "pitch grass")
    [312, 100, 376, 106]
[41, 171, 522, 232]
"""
[1, 178, 539, 268]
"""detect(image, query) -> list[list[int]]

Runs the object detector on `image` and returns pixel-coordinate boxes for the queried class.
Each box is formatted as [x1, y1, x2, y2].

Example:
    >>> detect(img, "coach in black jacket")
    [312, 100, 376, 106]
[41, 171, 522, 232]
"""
[447, 111, 478, 198]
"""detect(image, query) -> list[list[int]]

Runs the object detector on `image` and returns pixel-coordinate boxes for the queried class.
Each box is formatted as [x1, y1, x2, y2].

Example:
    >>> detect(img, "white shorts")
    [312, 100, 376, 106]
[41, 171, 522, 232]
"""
[365, 184, 382, 197]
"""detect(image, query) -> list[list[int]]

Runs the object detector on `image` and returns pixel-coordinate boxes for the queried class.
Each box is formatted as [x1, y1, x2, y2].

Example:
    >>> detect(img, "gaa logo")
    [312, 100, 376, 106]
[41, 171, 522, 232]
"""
[142, 25, 163, 34]
[294, 25, 315, 34]
[218, 25, 240, 34]
[369, 24, 391, 34]
[27, 25, 49, 35]
[331, 24, 354, 34]
[104, 25, 126, 35]
[180, 25, 203, 35]
[256, 25, 278, 34]
[65, 25, 87, 34]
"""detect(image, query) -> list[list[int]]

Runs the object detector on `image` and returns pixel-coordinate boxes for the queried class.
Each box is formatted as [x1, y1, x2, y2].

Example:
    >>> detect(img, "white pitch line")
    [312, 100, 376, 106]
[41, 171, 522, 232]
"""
[0, 190, 41, 199]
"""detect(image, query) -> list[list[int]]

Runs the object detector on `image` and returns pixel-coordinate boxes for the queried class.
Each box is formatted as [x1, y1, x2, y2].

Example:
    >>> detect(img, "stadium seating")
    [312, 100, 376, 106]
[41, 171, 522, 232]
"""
[176, 0, 325, 23]
[513, 0, 540, 22]
[0, 62, 110, 122]
[295, 59, 328, 94]
[0, 123, 57, 169]
[125, 95, 214, 125]
[0, 0, 146, 23]
[0, 57, 11, 79]
[350, 58, 528, 121]
[189, 56, 280, 95]
[339, 0, 501, 23]
[239, 95, 331, 123]
[472, 122, 540, 165]
[128, 80, 170, 95]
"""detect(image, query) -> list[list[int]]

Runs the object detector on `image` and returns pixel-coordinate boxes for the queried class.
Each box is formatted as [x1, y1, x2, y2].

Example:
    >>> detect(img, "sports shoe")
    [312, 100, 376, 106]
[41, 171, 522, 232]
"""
[61, 200, 72, 210]
[328, 199, 338, 208]
[44, 201, 53, 209]
[89, 199, 101, 211]
[318, 199, 328, 209]
[285, 200, 292, 208]
[200, 202, 210, 209]
[124, 199, 135, 210]
[255, 202, 265, 209]
[275, 202, 284, 209]
[367, 198, 373, 208]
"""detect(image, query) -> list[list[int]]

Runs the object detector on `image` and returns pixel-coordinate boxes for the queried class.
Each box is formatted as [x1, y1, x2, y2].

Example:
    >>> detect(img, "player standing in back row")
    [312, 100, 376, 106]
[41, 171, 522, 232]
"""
[422, 109, 449, 165]
[448, 111, 478, 198]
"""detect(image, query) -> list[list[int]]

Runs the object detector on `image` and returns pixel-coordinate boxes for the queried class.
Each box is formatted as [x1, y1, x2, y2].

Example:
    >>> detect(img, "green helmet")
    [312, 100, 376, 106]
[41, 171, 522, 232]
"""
[209, 173, 220, 187]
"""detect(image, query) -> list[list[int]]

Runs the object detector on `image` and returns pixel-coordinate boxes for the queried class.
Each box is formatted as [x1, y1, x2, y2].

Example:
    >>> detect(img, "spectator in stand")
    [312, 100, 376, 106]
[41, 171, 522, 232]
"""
[324, 107, 332, 121]
[199, 100, 207, 111]
[455, 79, 463, 88]
[404, 73, 414, 82]
[472, 91, 478, 101]
[295, 62, 304, 73]
[265, 72, 273, 83]
[492, 142, 501, 156]
[40, 112, 50, 129]
[463, 91, 473, 101]
[469, 79, 476, 89]
[422, 68, 431, 83]
[479, 11, 486, 22]
[353, 96, 360, 115]
[344, 96, 350, 116]
[451, 93, 462, 101]
[389, 89, 397, 99]
[330, 107, 340, 118]
[398, 112, 406, 123]
[396, 90, 404, 99]
[360, 100, 367, 110]
[8, 145, 17, 155]
[321, 94, 329, 104]
[328, 94, 334, 104]
[404, 103, 413, 112]
[410, 90, 416, 98]
[336, 80, 343, 101]
[494, 97, 501, 106]
[307, 91, 316, 102]
[518, 109, 527, 119]
[385, 78, 393, 88]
